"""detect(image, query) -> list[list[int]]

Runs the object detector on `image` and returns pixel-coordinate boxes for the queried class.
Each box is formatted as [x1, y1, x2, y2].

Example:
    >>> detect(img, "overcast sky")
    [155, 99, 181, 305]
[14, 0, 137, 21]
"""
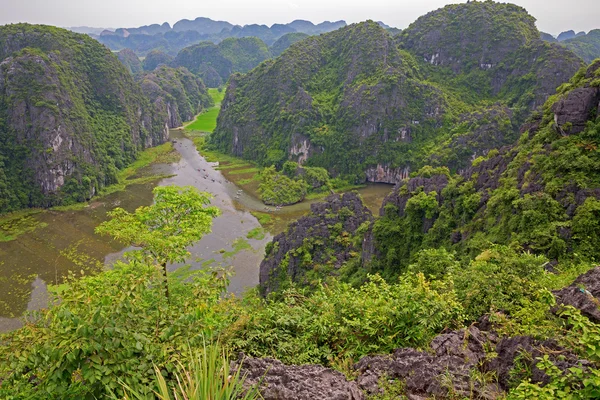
[0, 0, 597, 36]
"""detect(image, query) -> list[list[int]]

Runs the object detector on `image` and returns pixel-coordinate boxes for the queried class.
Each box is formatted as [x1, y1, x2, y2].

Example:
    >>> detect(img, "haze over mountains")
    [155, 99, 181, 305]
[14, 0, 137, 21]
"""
[76, 17, 352, 56]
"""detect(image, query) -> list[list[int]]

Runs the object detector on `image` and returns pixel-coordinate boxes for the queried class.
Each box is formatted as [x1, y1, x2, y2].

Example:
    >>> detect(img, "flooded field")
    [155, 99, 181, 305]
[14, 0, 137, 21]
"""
[0, 131, 393, 331]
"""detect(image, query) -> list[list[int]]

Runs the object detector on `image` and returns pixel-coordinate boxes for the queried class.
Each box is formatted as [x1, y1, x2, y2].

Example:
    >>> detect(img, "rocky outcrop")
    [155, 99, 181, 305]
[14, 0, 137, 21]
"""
[380, 174, 449, 217]
[259, 193, 373, 296]
[212, 21, 448, 174]
[236, 357, 364, 400]
[553, 266, 600, 323]
[213, 4, 582, 180]
[365, 164, 410, 184]
[552, 63, 600, 135]
[355, 326, 497, 399]
[400, 2, 583, 109]
[235, 319, 590, 399]
[485, 336, 591, 390]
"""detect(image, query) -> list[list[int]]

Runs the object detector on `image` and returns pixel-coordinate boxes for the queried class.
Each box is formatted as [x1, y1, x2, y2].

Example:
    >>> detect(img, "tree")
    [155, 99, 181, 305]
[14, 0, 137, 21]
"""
[96, 185, 220, 297]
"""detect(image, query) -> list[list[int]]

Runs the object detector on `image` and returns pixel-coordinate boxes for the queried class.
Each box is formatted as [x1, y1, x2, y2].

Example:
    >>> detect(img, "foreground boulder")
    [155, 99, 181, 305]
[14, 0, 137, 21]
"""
[237, 357, 364, 400]
[484, 336, 591, 390]
[354, 326, 498, 399]
[553, 266, 600, 322]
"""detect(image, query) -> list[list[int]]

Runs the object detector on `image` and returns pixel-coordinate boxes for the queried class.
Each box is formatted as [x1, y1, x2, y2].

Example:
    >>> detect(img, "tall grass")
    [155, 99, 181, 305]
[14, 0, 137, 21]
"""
[123, 342, 261, 400]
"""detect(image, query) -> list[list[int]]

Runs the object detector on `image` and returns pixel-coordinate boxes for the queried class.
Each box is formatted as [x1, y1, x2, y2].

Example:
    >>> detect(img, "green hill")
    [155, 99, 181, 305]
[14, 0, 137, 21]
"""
[138, 65, 213, 128]
[270, 32, 310, 56]
[0, 24, 168, 212]
[563, 29, 600, 63]
[173, 37, 272, 87]
[211, 3, 582, 181]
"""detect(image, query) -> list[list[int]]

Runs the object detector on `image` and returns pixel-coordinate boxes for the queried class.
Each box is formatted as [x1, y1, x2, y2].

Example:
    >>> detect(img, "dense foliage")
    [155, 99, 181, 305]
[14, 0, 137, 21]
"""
[0, 262, 235, 399]
[172, 37, 272, 87]
[211, 2, 583, 180]
[257, 162, 332, 205]
[0, 24, 167, 213]
[371, 60, 600, 278]
[258, 165, 308, 205]
[138, 65, 213, 127]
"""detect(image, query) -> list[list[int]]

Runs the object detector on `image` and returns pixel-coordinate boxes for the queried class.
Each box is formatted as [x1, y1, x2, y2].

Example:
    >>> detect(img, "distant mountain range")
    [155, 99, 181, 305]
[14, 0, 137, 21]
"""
[541, 29, 600, 63]
[68, 18, 397, 56]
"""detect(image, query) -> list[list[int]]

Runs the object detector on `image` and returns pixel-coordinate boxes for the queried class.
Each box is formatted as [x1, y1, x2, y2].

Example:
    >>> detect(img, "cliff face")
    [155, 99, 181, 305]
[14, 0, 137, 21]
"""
[0, 24, 168, 212]
[211, 3, 584, 182]
[138, 65, 213, 129]
[398, 2, 584, 110]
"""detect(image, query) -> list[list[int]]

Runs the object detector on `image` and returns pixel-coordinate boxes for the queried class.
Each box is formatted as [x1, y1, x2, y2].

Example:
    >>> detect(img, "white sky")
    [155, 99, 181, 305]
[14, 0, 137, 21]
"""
[0, 0, 597, 36]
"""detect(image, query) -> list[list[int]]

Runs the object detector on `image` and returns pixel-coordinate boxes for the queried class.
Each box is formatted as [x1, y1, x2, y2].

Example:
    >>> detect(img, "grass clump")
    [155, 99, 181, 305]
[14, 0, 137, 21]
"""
[123, 342, 260, 400]
[246, 227, 266, 240]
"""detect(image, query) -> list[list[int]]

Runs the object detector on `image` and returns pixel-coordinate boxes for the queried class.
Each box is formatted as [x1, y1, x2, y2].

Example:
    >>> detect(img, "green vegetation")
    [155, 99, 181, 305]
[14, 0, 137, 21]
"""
[185, 89, 225, 132]
[0, 24, 169, 214]
[246, 227, 266, 240]
[173, 38, 271, 87]
[0, 209, 45, 242]
[117, 48, 143, 75]
[258, 165, 308, 205]
[227, 274, 463, 365]
[96, 186, 220, 297]
[562, 29, 600, 63]
[222, 238, 253, 259]
[371, 61, 600, 280]
[3, 7, 600, 400]
[138, 65, 213, 128]
[124, 343, 261, 400]
[270, 32, 310, 56]
[142, 49, 173, 71]
[211, 4, 583, 180]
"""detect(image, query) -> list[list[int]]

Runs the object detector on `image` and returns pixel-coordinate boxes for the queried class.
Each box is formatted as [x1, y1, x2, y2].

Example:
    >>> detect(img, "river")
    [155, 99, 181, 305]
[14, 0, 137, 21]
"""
[0, 131, 393, 332]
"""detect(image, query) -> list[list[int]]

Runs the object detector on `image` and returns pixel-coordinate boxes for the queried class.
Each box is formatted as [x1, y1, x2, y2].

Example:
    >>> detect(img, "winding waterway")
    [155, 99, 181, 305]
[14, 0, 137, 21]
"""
[0, 131, 393, 332]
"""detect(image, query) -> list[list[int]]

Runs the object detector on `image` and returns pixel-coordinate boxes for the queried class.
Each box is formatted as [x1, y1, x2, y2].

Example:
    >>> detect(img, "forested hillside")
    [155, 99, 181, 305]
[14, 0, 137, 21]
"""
[211, 2, 583, 182]
[137, 65, 213, 128]
[0, 24, 169, 212]
[172, 37, 272, 87]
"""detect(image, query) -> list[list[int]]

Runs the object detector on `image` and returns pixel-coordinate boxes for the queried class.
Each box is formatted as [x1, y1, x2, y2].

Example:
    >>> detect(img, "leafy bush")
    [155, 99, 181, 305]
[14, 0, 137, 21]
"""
[508, 307, 600, 399]
[258, 165, 308, 205]
[0, 262, 235, 399]
[226, 274, 464, 366]
[453, 245, 548, 320]
[406, 247, 459, 280]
